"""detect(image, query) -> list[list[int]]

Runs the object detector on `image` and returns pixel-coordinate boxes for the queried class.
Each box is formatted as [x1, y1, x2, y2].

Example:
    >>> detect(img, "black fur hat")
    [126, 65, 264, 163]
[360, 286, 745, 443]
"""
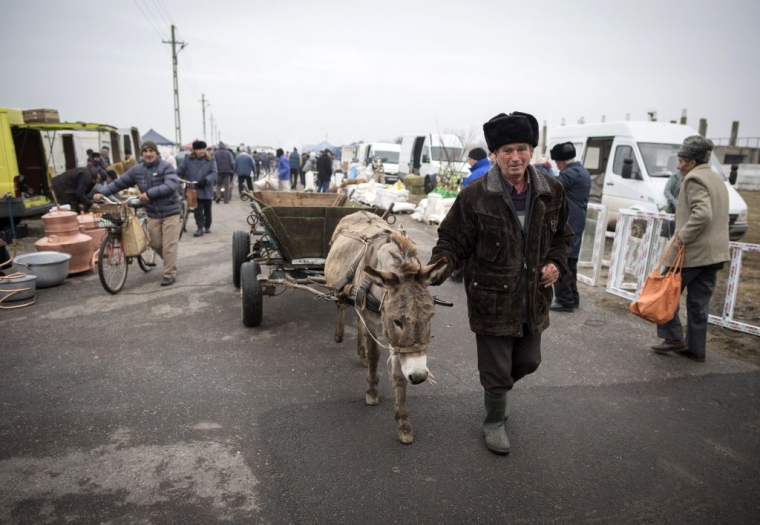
[550, 142, 576, 161]
[483, 111, 539, 152]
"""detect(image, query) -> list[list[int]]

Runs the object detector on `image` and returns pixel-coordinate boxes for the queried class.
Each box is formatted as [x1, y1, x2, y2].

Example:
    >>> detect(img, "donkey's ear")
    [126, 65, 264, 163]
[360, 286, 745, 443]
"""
[418, 257, 449, 286]
[364, 265, 401, 288]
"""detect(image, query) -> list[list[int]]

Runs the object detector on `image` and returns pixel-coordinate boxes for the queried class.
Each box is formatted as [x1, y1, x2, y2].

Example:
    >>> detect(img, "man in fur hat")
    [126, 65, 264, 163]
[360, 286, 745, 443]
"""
[177, 140, 217, 237]
[651, 136, 729, 363]
[428, 111, 573, 455]
[548, 142, 591, 312]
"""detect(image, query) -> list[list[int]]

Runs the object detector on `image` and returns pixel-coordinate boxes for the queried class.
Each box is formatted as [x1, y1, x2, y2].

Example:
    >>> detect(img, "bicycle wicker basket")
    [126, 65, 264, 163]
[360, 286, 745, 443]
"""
[96, 203, 126, 228]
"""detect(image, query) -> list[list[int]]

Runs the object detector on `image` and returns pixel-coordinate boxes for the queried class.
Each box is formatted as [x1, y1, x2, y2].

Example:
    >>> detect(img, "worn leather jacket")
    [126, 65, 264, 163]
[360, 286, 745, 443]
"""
[430, 163, 572, 337]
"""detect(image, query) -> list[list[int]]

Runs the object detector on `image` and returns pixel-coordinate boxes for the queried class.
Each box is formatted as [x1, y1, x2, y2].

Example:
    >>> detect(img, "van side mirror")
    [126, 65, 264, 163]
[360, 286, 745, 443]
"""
[422, 154, 429, 164]
[621, 158, 633, 179]
[729, 164, 739, 185]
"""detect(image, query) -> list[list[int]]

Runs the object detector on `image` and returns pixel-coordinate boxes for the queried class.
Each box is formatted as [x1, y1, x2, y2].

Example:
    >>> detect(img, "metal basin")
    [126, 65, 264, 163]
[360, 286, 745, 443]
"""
[0, 274, 37, 302]
[14, 251, 71, 288]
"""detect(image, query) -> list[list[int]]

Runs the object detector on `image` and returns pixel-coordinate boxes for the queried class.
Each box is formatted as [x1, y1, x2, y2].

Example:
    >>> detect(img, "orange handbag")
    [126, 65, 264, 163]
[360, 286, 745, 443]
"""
[630, 240, 685, 324]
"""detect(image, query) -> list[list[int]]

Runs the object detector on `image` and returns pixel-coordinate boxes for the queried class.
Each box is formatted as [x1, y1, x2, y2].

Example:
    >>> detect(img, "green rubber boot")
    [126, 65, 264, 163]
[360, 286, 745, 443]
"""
[483, 391, 510, 455]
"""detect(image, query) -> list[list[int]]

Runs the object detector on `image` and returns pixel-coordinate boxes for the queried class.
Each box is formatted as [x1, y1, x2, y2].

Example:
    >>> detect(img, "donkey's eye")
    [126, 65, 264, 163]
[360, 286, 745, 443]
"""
[394, 320, 404, 330]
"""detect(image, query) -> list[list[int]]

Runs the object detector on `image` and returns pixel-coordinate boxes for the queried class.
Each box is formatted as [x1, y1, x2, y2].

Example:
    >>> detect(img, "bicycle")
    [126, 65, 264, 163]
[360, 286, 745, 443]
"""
[178, 179, 198, 240]
[95, 197, 157, 294]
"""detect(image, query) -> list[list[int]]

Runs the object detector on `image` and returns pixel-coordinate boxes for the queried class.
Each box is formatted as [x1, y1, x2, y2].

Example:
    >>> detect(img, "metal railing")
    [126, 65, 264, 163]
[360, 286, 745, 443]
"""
[710, 137, 760, 148]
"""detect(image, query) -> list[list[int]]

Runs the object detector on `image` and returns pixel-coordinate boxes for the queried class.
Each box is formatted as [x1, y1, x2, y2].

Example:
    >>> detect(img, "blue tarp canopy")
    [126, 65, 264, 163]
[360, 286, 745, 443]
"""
[141, 128, 176, 146]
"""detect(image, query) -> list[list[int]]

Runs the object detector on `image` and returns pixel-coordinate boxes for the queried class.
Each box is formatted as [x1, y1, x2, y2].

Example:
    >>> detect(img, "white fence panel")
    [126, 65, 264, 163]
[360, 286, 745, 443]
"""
[577, 203, 608, 287]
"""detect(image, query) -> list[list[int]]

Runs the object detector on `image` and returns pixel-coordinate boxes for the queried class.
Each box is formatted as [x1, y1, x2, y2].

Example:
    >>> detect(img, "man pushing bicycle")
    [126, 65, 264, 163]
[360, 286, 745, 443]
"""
[94, 140, 181, 287]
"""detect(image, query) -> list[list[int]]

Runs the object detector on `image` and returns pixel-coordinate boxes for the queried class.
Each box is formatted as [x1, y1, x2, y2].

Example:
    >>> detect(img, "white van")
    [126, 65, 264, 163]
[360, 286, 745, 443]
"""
[548, 121, 748, 241]
[398, 133, 469, 192]
[352, 142, 401, 183]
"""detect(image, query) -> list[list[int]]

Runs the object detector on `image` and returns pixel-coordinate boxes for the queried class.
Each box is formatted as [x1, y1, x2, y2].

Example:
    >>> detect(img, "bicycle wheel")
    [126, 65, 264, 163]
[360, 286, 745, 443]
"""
[137, 214, 157, 272]
[98, 232, 128, 294]
[138, 246, 157, 272]
[179, 200, 189, 240]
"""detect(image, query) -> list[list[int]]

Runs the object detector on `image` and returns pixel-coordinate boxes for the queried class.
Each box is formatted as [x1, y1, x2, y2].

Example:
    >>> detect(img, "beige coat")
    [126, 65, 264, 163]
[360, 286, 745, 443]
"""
[674, 164, 730, 268]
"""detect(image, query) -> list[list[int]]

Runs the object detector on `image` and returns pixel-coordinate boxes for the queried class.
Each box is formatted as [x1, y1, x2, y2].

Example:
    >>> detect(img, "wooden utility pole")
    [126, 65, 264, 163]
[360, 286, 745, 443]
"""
[199, 94, 210, 142]
[163, 25, 187, 146]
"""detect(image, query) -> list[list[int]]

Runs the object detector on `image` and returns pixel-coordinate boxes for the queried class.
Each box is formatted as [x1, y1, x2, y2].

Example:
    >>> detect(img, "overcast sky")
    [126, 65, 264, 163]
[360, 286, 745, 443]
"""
[2, 0, 759, 150]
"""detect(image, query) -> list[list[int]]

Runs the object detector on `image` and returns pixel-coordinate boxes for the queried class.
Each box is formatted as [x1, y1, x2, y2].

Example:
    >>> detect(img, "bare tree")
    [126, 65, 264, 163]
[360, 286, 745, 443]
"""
[431, 126, 480, 193]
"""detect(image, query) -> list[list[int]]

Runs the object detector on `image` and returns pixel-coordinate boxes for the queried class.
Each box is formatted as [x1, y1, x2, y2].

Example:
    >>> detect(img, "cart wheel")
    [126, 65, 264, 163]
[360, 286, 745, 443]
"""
[241, 262, 262, 327]
[232, 230, 251, 288]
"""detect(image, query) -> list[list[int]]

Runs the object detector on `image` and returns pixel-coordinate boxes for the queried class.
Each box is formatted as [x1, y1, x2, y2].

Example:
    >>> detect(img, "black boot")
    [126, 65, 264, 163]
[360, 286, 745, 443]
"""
[483, 391, 510, 455]
[193, 228, 204, 237]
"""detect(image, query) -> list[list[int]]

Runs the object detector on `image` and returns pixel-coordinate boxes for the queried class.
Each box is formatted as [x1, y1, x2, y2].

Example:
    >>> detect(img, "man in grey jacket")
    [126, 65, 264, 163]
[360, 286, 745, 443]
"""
[651, 136, 729, 362]
[178, 140, 217, 237]
[93, 140, 181, 286]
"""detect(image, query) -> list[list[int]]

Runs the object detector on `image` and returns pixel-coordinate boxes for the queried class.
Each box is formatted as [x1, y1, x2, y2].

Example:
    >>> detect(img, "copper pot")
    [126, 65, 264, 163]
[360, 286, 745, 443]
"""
[78, 214, 106, 256]
[35, 232, 93, 274]
[41, 209, 80, 236]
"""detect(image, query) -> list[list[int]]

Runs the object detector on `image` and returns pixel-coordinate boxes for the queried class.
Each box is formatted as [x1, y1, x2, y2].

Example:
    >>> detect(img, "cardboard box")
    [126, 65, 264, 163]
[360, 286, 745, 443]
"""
[22, 108, 60, 123]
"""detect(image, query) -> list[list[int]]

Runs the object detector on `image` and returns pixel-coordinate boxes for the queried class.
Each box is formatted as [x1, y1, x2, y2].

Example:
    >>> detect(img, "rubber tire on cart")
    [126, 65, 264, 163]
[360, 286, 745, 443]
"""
[423, 174, 437, 194]
[241, 261, 263, 327]
[232, 230, 251, 288]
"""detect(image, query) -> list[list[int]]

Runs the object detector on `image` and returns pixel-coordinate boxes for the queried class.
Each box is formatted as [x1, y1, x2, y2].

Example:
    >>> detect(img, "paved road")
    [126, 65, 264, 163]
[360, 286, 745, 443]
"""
[1, 195, 758, 524]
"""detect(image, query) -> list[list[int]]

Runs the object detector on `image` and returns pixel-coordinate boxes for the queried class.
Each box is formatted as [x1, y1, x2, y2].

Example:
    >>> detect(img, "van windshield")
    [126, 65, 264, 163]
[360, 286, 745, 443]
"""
[374, 150, 399, 163]
[430, 146, 465, 162]
[638, 142, 726, 180]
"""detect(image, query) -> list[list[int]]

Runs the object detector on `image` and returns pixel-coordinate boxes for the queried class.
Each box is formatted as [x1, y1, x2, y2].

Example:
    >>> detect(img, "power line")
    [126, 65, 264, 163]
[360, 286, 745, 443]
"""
[140, 0, 168, 34]
[150, 0, 173, 27]
[154, 0, 174, 25]
[131, 0, 167, 40]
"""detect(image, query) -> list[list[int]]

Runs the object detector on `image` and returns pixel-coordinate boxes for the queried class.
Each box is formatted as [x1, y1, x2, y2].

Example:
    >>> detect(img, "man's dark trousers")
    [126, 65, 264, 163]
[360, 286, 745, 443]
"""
[657, 263, 723, 358]
[553, 257, 579, 307]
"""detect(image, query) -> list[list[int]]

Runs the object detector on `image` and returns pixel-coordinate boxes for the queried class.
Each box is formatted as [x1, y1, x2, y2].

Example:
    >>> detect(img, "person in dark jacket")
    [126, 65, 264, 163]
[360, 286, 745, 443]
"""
[289, 148, 301, 189]
[316, 149, 333, 193]
[100, 145, 112, 168]
[214, 142, 235, 203]
[51, 167, 101, 212]
[93, 140, 181, 286]
[234, 150, 256, 196]
[462, 147, 491, 188]
[177, 140, 218, 237]
[549, 142, 591, 312]
[428, 111, 572, 455]
[88, 153, 108, 182]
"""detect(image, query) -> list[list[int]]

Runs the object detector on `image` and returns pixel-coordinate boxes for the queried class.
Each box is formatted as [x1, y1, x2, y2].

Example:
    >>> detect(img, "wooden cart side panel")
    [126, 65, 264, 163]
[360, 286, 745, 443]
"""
[258, 202, 383, 261]
[253, 191, 346, 207]
[261, 208, 297, 260]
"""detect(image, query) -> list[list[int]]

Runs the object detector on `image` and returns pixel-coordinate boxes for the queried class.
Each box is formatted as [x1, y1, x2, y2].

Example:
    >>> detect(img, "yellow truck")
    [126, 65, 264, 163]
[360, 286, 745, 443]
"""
[0, 107, 136, 224]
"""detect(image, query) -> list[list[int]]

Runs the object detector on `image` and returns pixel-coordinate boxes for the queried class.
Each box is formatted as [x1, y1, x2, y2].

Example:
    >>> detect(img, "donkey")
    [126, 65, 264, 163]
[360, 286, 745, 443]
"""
[325, 211, 448, 444]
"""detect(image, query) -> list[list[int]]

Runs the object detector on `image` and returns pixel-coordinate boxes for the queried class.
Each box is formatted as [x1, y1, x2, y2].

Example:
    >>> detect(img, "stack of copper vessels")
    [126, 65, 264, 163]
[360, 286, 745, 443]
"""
[35, 208, 95, 274]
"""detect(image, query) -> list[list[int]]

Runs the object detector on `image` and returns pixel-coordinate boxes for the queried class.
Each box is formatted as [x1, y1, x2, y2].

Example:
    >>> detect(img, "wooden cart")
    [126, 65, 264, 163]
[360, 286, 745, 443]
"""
[233, 191, 383, 327]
